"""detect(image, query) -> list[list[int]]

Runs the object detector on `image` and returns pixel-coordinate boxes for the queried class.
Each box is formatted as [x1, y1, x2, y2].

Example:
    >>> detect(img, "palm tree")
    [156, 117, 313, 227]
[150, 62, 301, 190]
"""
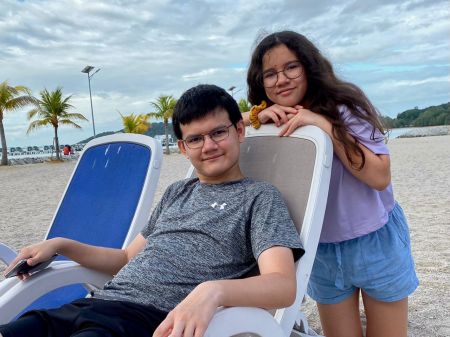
[120, 112, 151, 134]
[238, 98, 252, 113]
[27, 87, 88, 160]
[148, 95, 177, 154]
[0, 81, 37, 165]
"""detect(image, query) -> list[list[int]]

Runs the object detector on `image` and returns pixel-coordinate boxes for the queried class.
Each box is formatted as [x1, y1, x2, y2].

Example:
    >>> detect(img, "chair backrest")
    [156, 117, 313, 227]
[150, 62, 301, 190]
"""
[187, 125, 332, 336]
[246, 126, 332, 336]
[24, 133, 163, 312]
[239, 132, 315, 234]
[46, 134, 162, 249]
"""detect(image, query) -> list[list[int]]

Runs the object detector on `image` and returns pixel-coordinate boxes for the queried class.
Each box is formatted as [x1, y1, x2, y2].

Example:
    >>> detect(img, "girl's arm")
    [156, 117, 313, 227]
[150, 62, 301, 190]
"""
[153, 246, 296, 337]
[280, 109, 391, 191]
[242, 111, 251, 126]
[4, 234, 147, 278]
[242, 105, 299, 127]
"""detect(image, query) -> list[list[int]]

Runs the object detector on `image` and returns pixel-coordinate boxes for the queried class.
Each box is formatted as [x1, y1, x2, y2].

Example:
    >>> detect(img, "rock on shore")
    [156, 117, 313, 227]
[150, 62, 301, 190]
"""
[398, 125, 450, 138]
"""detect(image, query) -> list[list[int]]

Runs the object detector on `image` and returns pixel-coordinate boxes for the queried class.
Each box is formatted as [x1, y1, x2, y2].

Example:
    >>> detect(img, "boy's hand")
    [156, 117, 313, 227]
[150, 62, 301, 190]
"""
[153, 281, 222, 337]
[3, 239, 60, 280]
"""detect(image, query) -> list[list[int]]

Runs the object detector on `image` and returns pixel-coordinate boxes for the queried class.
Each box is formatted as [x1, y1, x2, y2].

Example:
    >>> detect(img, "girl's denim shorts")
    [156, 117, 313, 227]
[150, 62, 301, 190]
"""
[307, 202, 419, 304]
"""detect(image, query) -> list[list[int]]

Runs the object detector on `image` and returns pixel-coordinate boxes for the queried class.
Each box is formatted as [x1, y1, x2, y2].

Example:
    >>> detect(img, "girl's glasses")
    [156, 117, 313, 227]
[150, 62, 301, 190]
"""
[262, 61, 303, 88]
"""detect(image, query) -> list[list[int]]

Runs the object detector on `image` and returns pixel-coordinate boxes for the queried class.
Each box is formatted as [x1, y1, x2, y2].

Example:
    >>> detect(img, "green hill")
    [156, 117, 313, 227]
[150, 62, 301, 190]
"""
[382, 102, 450, 128]
[143, 122, 176, 138]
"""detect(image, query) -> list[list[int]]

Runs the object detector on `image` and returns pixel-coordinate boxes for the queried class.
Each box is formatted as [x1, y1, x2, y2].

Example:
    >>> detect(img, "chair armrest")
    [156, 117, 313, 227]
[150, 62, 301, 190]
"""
[204, 307, 284, 337]
[0, 242, 17, 265]
[0, 261, 112, 324]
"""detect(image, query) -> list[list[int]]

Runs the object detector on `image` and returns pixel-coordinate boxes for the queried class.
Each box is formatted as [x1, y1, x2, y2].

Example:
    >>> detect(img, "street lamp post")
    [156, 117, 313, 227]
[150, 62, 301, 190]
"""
[228, 86, 242, 97]
[81, 65, 101, 137]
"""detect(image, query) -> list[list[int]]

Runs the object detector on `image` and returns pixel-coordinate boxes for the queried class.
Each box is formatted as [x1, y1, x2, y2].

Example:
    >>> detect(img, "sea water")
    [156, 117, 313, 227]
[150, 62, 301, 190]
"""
[386, 127, 414, 139]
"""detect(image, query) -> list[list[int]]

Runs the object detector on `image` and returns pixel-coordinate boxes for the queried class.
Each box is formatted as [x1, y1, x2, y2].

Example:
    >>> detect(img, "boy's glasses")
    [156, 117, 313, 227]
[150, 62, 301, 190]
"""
[262, 61, 304, 88]
[183, 124, 234, 149]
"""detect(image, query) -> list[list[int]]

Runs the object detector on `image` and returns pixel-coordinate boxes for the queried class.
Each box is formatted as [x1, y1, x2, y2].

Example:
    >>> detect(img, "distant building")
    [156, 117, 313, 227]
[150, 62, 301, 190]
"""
[154, 134, 175, 146]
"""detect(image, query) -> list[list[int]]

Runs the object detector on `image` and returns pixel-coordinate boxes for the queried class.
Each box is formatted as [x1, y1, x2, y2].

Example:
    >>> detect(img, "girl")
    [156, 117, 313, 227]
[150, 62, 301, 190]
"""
[243, 31, 418, 337]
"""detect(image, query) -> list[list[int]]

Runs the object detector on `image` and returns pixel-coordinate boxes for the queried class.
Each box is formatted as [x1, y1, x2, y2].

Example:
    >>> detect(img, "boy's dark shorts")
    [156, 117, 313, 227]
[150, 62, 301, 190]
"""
[0, 298, 168, 337]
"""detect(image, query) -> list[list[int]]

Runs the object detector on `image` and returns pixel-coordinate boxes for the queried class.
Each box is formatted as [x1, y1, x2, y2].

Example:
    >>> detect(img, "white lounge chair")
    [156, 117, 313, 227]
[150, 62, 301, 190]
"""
[0, 133, 163, 323]
[197, 125, 332, 337]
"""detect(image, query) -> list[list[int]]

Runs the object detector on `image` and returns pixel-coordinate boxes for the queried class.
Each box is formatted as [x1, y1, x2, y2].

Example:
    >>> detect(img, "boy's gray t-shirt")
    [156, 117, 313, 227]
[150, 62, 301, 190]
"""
[96, 177, 304, 312]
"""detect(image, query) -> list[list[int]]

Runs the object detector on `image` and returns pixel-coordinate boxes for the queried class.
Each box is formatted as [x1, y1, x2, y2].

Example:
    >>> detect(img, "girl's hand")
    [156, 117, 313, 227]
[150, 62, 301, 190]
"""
[278, 108, 325, 136]
[3, 239, 60, 280]
[258, 104, 299, 127]
[153, 281, 221, 337]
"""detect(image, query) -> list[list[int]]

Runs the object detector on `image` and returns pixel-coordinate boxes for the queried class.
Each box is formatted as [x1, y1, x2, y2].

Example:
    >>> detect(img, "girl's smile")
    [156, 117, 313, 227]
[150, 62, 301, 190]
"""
[262, 44, 308, 107]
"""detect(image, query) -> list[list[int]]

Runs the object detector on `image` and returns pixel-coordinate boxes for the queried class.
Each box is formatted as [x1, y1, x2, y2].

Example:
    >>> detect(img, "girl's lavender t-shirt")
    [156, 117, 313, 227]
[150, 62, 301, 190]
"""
[320, 105, 395, 243]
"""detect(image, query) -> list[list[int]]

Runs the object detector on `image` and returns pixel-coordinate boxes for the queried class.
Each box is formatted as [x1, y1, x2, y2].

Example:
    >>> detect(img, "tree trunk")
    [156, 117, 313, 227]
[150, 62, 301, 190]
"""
[54, 126, 61, 161]
[164, 119, 170, 155]
[0, 116, 9, 166]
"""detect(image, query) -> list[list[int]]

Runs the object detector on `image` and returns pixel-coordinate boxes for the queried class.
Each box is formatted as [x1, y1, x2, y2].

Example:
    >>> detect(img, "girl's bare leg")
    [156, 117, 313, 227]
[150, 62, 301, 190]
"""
[362, 291, 408, 337]
[317, 289, 363, 337]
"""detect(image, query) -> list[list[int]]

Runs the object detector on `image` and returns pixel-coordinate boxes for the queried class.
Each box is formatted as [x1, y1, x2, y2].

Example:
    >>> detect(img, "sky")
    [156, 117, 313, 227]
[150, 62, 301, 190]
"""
[1, 0, 449, 147]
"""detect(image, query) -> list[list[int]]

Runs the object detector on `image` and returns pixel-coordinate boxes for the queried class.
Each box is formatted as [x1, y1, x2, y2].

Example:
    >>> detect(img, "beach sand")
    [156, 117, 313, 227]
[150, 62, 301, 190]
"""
[0, 135, 449, 336]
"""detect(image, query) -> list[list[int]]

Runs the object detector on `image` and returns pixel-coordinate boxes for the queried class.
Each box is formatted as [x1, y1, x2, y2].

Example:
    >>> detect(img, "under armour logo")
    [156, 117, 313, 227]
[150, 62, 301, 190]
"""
[211, 202, 227, 210]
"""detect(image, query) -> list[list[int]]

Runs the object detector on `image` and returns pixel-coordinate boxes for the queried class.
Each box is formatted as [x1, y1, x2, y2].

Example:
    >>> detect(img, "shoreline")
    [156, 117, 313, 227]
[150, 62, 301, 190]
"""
[393, 125, 450, 138]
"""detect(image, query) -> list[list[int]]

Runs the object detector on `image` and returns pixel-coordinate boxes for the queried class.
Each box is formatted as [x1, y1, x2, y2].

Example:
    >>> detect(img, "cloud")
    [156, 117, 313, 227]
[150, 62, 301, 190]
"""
[386, 76, 450, 87]
[182, 68, 220, 81]
[0, 0, 448, 146]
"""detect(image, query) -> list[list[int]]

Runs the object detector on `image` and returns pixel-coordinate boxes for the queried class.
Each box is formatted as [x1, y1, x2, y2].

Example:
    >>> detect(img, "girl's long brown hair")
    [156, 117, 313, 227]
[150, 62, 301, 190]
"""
[247, 31, 386, 169]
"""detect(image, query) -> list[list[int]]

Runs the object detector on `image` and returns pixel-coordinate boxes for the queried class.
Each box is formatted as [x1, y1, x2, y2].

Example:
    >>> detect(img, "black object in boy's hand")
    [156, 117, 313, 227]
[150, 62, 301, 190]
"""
[5, 254, 58, 278]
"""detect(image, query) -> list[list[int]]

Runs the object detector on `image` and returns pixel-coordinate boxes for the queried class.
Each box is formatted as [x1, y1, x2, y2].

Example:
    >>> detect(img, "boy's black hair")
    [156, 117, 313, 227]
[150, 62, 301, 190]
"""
[172, 84, 242, 140]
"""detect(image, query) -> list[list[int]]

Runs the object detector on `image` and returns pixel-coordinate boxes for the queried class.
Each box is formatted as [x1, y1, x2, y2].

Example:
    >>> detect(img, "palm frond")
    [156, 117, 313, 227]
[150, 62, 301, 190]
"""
[27, 87, 88, 140]
[27, 119, 51, 134]
[27, 107, 41, 119]
[62, 113, 89, 121]
[0, 81, 36, 115]
[58, 120, 83, 128]
[120, 112, 151, 134]
[6, 96, 38, 111]
[148, 95, 177, 121]
[147, 112, 160, 118]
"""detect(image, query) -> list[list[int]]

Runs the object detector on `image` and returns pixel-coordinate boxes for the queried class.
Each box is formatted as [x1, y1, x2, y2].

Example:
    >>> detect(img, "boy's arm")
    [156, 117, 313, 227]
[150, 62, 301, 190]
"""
[212, 246, 296, 308]
[3, 234, 147, 279]
[153, 245, 296, 337]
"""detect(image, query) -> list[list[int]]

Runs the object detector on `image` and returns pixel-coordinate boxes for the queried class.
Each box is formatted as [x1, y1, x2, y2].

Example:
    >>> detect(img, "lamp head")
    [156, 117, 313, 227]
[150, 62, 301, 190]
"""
[81, 65, 94, 73]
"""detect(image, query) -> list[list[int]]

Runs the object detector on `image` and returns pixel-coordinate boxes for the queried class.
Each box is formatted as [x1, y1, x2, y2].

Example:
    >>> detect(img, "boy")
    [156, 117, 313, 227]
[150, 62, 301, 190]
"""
[1, 84, 304, 337]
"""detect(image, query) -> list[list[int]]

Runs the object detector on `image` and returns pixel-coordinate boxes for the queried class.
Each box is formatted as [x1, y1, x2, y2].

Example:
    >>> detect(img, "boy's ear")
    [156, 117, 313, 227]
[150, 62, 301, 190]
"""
[236, 120, 246, 143]
[177, 140, 188, 157]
